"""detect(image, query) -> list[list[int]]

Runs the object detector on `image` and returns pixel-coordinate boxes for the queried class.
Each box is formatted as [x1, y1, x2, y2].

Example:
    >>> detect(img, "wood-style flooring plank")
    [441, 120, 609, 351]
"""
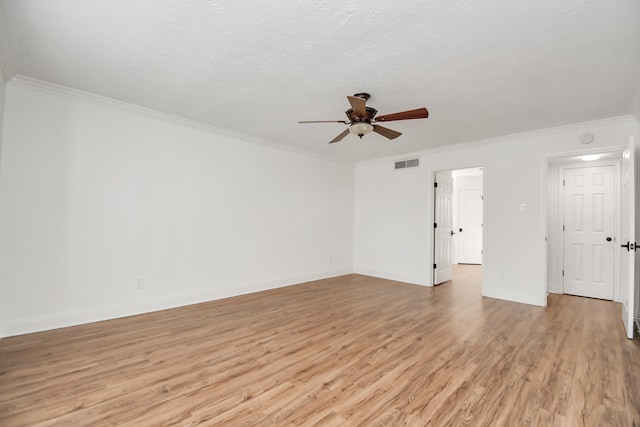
[1, 265, 639, 426]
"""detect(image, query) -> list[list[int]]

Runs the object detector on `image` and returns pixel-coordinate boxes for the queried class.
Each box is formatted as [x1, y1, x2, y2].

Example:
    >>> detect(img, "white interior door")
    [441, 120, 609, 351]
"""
[434, 171, 453, 284]
[620, 139, 635, 339]
[457, 189, 483, 264]
[563, 165, 615, 300]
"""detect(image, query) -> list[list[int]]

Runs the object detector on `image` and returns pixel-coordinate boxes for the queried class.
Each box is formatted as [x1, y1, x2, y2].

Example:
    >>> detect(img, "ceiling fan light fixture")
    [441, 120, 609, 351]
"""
[349, 122, 374, 138]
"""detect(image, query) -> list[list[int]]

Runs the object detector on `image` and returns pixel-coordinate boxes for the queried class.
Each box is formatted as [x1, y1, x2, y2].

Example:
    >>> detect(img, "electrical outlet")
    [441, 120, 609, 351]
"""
[136, 278, 145, 289]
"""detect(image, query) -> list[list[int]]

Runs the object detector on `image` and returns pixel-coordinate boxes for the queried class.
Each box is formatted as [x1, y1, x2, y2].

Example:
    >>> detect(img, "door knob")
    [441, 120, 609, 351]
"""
[606, 237, 612, 242]
[621, 242, 631, 250]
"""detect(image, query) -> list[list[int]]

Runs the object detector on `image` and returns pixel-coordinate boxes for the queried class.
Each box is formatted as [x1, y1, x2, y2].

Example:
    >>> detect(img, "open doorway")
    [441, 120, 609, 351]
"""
[545, 146, 636, 339]
[546, 153, 622, 299]
[433, 167, 484, 288]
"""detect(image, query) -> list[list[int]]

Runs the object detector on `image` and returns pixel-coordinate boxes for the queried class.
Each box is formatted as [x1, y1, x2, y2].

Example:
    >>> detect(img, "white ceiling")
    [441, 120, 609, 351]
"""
[1, 0, 639, 162]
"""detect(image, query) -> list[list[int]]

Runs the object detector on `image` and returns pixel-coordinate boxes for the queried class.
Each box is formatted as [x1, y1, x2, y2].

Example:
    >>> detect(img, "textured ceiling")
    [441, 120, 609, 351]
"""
[1, 0, 639, 161]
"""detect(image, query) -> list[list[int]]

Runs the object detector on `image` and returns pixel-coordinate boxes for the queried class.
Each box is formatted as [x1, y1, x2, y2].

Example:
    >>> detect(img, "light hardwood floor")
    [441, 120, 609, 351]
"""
[1, 265, 639, 426]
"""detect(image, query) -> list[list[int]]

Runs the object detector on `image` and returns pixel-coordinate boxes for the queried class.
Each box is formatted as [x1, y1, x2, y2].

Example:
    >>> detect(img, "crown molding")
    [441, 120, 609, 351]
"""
[356, 115, 636, 167]
[9, 75, 635, 169]
[9, 75, 353, 166]
[0, 1, 15, 81]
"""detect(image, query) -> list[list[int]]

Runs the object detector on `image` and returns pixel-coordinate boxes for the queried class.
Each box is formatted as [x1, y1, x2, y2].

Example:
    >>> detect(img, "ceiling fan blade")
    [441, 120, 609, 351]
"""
[375, 108, 429, 122]
[373, 125, 402, 140]
[329, 129, 350, 144]
[347, 95, 367, 117]
[298, 120, 349, 124]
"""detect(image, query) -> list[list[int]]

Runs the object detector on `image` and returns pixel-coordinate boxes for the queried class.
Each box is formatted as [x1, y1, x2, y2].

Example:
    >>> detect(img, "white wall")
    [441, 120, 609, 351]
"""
[0, 81, 354, 337]
[354, 117, 637, 306]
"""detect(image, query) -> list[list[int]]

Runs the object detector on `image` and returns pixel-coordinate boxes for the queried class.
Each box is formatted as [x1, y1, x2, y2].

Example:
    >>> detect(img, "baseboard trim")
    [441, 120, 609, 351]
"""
[0, 269, 352, 338]
[353, 268, 427, 286]
[481, 289, 546, 307]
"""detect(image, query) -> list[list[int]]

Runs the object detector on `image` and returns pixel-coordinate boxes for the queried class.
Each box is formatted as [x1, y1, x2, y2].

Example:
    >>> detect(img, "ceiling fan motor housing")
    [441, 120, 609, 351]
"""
[346, 107, 377, 123]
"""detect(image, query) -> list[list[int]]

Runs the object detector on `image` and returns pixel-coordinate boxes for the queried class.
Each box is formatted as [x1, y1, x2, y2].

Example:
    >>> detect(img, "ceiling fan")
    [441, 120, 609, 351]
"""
[298, 93, 429, 144]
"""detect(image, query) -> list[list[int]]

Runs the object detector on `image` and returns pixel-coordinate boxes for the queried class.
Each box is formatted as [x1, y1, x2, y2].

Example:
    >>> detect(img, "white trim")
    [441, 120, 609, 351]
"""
[430, 166, 486, 292]
[540, 156, 549, 303]
[623, 302, 632, 339]
[0, 268, 352, 338]
[0, 1, 14, 81]
[9, 76, 635, 169]
[482, 288, 546, 307]
[558, 160, 621, 301]
[357, 116, 636, 167]
[353, 268, 427, 287]
[8, 75, 351, 166]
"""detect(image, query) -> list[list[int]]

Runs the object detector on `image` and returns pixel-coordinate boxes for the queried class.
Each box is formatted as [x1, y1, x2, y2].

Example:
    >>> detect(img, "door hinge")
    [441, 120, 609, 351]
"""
[562, 270, 564, 277]
[434, 223, 438, 228]
[563, 225, 565, 231]
[563, 179, 565, 186]
[433, 263, 437, 269]
[434, 182, 438, 188]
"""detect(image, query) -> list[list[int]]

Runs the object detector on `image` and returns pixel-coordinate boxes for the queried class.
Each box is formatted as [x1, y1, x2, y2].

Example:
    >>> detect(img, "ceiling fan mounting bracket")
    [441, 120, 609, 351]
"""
[352, 92, 370, 101]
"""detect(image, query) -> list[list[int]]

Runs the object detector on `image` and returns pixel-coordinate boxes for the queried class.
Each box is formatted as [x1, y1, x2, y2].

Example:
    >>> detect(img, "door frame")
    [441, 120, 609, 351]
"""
[559, 160, 620, 300]
[620, 136, 636, 338]
[432, 166, 485, 288]
[550, 158, 622, 301]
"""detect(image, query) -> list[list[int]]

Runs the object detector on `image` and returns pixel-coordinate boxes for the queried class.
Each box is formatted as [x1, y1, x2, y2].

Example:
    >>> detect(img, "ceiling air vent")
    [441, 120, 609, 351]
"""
[395, 158, 419, 170]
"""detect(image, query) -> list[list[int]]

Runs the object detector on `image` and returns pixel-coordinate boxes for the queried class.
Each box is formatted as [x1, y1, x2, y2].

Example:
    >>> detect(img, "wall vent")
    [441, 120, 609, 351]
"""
[394, 158, 419, 170]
